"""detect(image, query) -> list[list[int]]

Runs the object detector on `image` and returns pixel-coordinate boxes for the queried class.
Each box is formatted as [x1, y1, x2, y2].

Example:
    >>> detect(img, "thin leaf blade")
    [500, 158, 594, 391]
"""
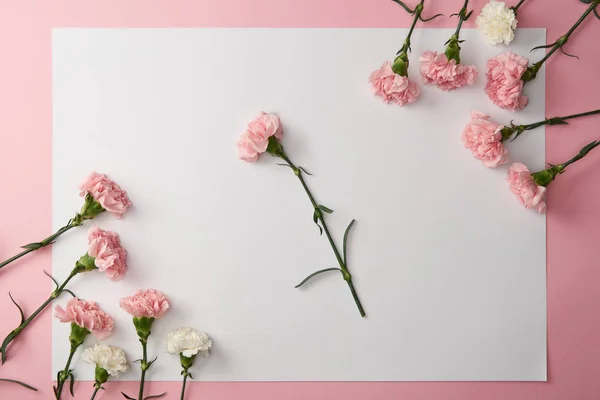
[343, 219, 356, 264]
[295, 268, 342, 288]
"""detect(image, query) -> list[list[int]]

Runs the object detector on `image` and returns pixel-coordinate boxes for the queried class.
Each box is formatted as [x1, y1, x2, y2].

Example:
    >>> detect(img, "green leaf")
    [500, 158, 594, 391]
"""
[122, 392, 137, 400]
[343, 219, 356, 264]
[20, 242, 44, 250]
[318, 205, 334, 214]
[295, 268, 342, 288]
[390, 0, 414, 14]
[299, 166, 312, 176]
[8, 293, 25, 325]
[69, 373, 75, 396]
[43, 270, 60, 289]
[464, 10, 473, 20]
[420, 13, 444, 22]
[312, 212, 323, 235]
[530, 41, 556, 52]
[0, 378, 38, 391]
[144, 392, 167, 400]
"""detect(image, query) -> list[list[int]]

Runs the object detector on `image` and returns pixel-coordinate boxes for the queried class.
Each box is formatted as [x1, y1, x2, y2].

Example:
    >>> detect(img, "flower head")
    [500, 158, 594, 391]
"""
[462, 112, 508, 167]
[476, 0, 518, 46]
[507, 163, 547, 213]
[485, 52, 529, 111]
[237, 112, 283, 162]
[419, 51, 477, 91]
[79, 172, 132, 218]
[369, 61, 420, 106]
[120, 289, 170, 319]
[54, 298, 114, 340]
[81, 344, 129, 377]
[167, 327, 212, 359]
[86, 226, 128, 281]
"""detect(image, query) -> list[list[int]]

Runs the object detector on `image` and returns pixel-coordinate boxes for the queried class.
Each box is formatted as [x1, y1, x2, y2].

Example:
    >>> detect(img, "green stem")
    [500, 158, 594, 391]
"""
[180, 373, 189, 400]
[0, 270, 79, 363]
[561, 140, 600, 169]
[0, 219, 80, 272]
[138, 339, 148, 400]
[55, 345, 78, 400]
[511, 0, 527, 13]
[453, 0, 469, 37]
[528, 1, 597, 77]
[281, 154, 366, 318]
[90, 386, 101, 400]
[398, 0, 424, 55]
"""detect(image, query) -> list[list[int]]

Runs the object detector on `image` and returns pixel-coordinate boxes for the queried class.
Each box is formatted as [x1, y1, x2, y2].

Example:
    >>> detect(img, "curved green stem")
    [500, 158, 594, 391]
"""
[55, 344, 78, 400]
[281, 154, 366, 317]
[0, 269, 79, 363]
[0, 219, 80, 272]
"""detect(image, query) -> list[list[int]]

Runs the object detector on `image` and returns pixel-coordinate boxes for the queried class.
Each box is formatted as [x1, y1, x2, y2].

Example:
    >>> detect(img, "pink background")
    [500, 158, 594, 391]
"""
[0, 0, 599, 399]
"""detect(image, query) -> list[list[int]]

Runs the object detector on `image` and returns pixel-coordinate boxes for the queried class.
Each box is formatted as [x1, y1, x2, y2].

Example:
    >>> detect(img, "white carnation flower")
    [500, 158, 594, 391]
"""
[81, 344, 129, 376]
[476, 0, 518, 46]
[166, 327, 212, 358]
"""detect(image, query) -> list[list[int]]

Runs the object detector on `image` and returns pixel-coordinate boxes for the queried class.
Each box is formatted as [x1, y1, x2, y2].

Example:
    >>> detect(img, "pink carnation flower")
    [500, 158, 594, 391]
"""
[461, 112, 508, 168]
[87, 225, 128, 281]
[54, 298, 114, 340]
[79, 172, 132, 218]
[237, 112, 283, 162]
[120, 289, 170, 319]
[369, 61, 420, 106]
[485, 52, 530, 112]
[507, 163, 547, 214]
[419, 51, 477, 91]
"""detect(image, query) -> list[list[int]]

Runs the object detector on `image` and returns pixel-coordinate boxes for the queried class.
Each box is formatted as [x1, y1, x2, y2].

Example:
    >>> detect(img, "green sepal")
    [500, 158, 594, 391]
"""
[79, 193, 106, 221]
[75, 253, 97, 273]
[95, 365, 110, 385]
[69, 323, 91, 347]
[266, 136, 284, 158]
[180, 353, 196, 370]
[531, 165, 563, 187]
[133, 317, 155, 341]
[391, 53, 409, 76]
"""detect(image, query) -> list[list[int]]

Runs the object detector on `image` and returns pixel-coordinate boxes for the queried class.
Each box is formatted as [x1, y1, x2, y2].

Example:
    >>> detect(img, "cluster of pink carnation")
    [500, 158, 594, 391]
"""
[484, 52, 529, 111]
[461, 112, 508, 168]
[419, 51, 477, 91]
[79, 172, 132, 217]
[369, 61, 420, 106]
[54, 298, 114, 340]
[120, 289, 170, 319]
[87, 225, 128, 281]
[506, 163, 547, 214]
[237, 112, 283, 162]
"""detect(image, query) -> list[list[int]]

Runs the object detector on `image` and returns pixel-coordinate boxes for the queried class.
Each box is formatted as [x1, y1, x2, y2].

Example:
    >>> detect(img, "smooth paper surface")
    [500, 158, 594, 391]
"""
[52, 28, 546, 381]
